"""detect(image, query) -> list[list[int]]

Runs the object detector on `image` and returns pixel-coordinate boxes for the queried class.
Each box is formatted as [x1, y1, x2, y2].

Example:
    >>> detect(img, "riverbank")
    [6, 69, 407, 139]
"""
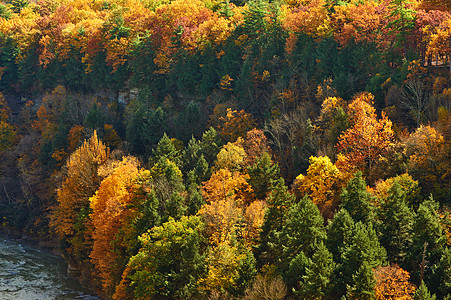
[0, 237, 100, 299]
[0, 227, 101, 299]
[0, 226, 60, 255]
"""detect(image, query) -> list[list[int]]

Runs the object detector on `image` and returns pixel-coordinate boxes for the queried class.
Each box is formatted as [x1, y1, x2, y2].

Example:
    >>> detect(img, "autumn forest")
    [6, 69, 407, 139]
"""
[0, 0, 450, 298]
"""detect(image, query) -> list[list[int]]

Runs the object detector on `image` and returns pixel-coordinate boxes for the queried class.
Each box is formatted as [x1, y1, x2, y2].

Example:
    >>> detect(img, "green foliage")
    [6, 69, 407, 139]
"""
[346, 261, 376, 300]
[183, 136, 210, 184]
[8, 0, 28, 13]
[258, 178, 295, 265]
[340, 172, 375, 224]
[286, 251, 309, 289]
[132, 190, 161, 236]
[126, 105, 147, 155]
[178, 101, 202, 140]
[414, 282, 437, 300]
[338, 222, 386, 297]
[386, 0, 417, 56]
[295, 242, 335, 300]
[143, 107, 166, 154]
[431, 247, 451, 298]
[242, 0, 268, 37]
[153, 133, 180, 164]
[408, 197, 447, 283]
[0, 4, 11, 19]
[84, 103, 105, 132]
[279, 195, 326, 265]
[126, 106, 166, 156]
[247, 152, 280, 200]
[231, 248, 257, 296]
[326, 209, 356, 263]
[1, 0, 450, 297]
[186, 180, 205, 215]
[200, 127, 222, 165]
[150, 157, 186, 222]
[127, 216, 206, 299]
[377, 182, 414, 265]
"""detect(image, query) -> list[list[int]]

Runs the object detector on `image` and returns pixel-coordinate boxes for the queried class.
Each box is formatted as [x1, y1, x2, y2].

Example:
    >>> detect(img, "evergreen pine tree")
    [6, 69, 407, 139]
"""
[346, 261, 376, 300]
[326, 208, 356, 262]
[126, 105, 146, 155]
[232, 248, 257, 296]
[286, 251, 309, 290]
[340, 172, 375, 224]
[186, 172, 205, 216]
[408, 197, 446, 284]
[279, 195, 326, 266]
[338, 222, 386, 297]
[296, 242, 335, 299]
[200, 127, 222, 165]
[182, 137, 210, 184]
[378, 181, 414, 265]
[258, 178, 294, 266]
[153, 133, 180, 164]
[414, 282, 437, 300]
[431, 247, 451, 298]
[143, 107, 166, 153]
[182, 136, 202, 173]
[247, 152, 280, 200]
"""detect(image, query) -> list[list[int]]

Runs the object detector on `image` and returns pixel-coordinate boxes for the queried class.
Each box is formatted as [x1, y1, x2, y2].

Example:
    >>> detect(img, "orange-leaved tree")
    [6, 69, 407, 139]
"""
[51, 130, 110, 272]
[90, 156, 140, 296]
[294, 155, 349, 218]
[406, 125, 450, 200]
[337, 92, 395, 183]
[216, 108, 257, 143]
[373, 264, 416, 299]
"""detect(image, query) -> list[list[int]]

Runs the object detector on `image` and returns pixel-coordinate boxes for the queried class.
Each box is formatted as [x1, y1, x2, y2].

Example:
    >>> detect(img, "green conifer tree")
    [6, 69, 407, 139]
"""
[247, 152, 280, 200]
[340, 172, 375, 224]
[326, 208, 356, 263]
[408, 197, 446, 284]
[431, 247, 451, 298]
[414, 282, 437, 300]
[200, 127, 222, 165]
[338, 222, 386, 297]
[346, 261, 376, 300]
[279, 195, 326, 265]
[258, 178, 294, 266]
[296, 242, 335, 299]
[378, 181, 414, 265]
[153, 133, 180, 164]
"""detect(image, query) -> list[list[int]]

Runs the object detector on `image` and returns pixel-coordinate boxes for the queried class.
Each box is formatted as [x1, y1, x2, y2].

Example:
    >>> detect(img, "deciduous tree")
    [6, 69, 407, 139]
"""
[337, 93, 395, 182]
[373, 264, 416, 299]
[51, 131, 110, 271]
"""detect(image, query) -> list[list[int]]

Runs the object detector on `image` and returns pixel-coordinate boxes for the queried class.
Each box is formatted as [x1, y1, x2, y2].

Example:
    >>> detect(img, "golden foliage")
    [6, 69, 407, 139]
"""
[217, 108, 257, 143]
[90, 156, 140, 293]
[52, 130, 110, 237]
[215, 138, 247, 171]
[337, 92, 395, 175]
[199, 240, 246, 291]
[374, 265, 416, 300]
[406, 125, 450, 194]
[294, 156, 348, 218]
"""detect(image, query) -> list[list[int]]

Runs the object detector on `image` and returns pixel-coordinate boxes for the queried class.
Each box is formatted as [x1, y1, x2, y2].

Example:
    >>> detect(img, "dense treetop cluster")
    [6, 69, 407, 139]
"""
[0, 0, 450, 298]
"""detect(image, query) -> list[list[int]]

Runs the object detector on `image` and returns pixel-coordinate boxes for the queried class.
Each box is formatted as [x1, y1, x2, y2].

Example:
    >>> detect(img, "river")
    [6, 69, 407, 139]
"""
[0, 237, 100, 300]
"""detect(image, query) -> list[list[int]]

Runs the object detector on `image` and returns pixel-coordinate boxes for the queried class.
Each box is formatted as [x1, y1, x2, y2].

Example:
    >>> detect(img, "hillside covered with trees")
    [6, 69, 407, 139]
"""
[0, 0, 450, 298]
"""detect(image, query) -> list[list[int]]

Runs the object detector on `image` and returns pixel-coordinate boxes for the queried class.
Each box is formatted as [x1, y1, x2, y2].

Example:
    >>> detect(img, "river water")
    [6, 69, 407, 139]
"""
[0, 238, 100, 300]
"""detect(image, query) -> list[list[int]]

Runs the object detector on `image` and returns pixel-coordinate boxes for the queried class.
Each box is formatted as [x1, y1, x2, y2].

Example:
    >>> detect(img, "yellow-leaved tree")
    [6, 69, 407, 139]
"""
[294, 155, 349, 218]
[90, 156, 140, 296]
[51, 131, 110, 273]
[337, 92, 395, 183]
[406, 125, 450, 200]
